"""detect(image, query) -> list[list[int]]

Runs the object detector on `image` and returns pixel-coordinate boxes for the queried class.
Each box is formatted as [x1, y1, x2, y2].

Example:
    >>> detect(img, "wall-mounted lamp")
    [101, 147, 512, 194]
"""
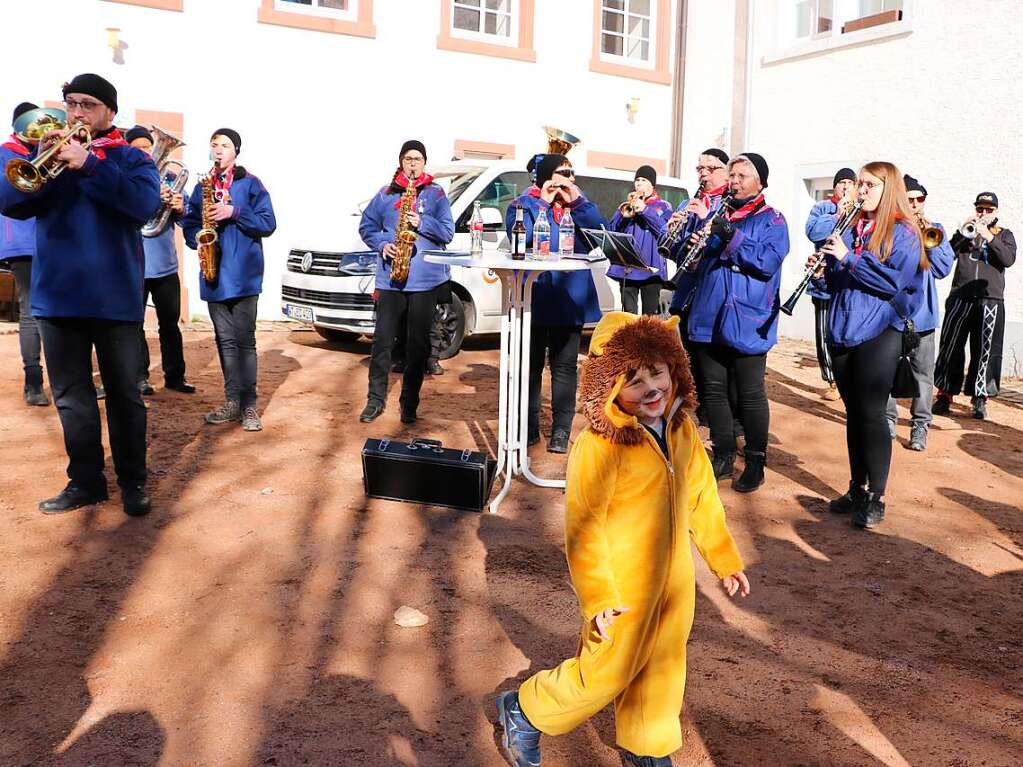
[626, 96, 640, 124]
[106, 27, 127, 65]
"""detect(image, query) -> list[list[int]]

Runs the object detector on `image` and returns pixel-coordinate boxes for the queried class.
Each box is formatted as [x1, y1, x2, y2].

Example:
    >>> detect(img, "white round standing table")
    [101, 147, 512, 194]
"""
[424, 251, 591, 513]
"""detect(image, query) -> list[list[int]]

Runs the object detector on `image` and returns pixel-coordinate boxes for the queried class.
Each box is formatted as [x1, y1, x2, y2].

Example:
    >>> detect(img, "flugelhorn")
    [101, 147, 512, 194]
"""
[781, 198, 865, 316]
[5, 116, 92, 194]
[142, 124, 189, 238]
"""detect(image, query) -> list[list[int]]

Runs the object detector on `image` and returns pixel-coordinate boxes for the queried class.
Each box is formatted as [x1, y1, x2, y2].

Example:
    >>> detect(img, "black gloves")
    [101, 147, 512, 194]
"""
[710, 216, 735, 243]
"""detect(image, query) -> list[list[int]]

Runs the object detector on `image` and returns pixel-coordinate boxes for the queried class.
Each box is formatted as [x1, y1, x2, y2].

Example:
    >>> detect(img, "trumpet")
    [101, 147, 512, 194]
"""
[5, 119, 92, 194]
[916, 212, 944, 250]
[959, 212, 996, 240]
[142, 125, 189, 238]
[618, 191, 646, 218]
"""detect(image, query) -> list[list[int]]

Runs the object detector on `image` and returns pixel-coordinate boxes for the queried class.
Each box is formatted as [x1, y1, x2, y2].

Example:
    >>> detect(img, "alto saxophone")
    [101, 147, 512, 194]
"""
[196, 162, 221, 283]
[390, 174, 418, 283]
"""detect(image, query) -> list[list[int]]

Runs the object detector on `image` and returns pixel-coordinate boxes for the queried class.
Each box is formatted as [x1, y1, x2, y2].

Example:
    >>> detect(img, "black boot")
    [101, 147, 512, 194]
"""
[122, 484, 152, 517]
[39, 482, 109, 514]
[711, 449, 735, 480]
[829, 481, 867, 514]
[733, 450, 765, 493]
[24, 384, 50, 406]
[621, 750, 673, 766]
[853, 492, 885, 529]
[359, 402, 384, 423]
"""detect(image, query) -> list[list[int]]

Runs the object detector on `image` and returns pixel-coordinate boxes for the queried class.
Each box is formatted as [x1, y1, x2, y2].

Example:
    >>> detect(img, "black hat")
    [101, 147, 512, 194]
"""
[536, 153, 569, 187]
[399, 139, 427, 163]
[701, 147, 729, 166]
[527, 153, 541, 175]
[974, 191, 999, 208]
[211, 128, 241, 155]
[735, 152, 769, 188]
[12, 102, 37, 128]
[833, 167, 856, 186]
[635, 164, 657, 187]
[62, 73, 117, 112]
[125, 125, 154, 145]
[903, 174, 927, 197]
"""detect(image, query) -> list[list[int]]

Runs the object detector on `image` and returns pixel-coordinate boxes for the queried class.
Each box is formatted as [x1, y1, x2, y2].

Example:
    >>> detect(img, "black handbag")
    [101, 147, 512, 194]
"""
[891, 299, 921, 398]
[362, 437, 497, 513]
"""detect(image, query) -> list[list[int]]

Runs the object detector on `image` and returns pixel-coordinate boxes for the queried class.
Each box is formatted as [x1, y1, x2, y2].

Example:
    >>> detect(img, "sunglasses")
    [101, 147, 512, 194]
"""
[907, 195, 926, 203]
[554, 168, 574, 178]
[975, 206, 996, 214]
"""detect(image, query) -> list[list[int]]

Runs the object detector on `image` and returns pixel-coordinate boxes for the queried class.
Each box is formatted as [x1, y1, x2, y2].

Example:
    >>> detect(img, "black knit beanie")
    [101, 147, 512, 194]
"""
[735, 152, 769, 188]
[125, 125, 154, 145]
[701, 147, 729, 166]
[903, 174, 927, 197]
[12, 102, 37, 128]
[833, 167, 856, 186]
[399, 139, 427, 162]
[536, 153, 569, 187]
[62, 73, 118, 112]
[211, 128, 241, 155]
[635, 164, 657, 187]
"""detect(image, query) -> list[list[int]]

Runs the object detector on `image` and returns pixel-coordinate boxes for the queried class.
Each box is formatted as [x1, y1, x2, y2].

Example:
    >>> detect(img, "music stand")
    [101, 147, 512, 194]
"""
[576, 228, 654, 273]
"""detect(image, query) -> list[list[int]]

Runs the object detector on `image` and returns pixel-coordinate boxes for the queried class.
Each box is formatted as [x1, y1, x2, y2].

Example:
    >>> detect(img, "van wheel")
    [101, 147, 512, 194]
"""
[315, 326, 359, 343]
[435, 294, 466, 360]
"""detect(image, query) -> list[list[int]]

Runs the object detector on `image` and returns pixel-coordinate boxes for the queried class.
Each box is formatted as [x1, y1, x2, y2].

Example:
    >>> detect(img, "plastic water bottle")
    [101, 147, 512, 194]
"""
[533, 208, 551, 260]
[558, 207, 574, 258]
[469, 200, 484, 257]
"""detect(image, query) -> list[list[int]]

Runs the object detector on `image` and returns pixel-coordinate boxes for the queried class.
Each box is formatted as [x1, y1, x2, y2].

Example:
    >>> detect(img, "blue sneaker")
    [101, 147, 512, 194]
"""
[496, 691, 541, 766]
[621, 750, 673, 766]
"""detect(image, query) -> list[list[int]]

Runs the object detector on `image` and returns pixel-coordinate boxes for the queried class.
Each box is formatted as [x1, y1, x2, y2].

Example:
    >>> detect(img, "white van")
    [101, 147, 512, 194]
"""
[280, 160, 690, 356]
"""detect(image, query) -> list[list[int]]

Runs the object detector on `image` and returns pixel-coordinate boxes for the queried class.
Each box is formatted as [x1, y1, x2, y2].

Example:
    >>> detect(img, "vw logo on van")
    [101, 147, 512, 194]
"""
[300, 252, 314, 273]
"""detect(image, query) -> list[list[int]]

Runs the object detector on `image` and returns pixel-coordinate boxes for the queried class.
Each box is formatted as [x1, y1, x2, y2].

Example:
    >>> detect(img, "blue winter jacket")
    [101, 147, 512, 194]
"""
[2, 133, 161, 321]
[686, 204, 791, 355]
[0, 143, 35, 260]
[607, 195, 673, 282]
[804, 199, 843, 300]
[143, 225, 179, 279]
[182, 168, 277, 302]
[819, 220, 925, 347]
[668, 189, 727, 313]
[504, 192, 603, 327]
[359, 180, 454, 293]
[905, 222, 954, 332]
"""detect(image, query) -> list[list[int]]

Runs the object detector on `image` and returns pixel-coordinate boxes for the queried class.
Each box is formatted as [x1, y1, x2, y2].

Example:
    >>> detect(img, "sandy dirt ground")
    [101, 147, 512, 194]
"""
[0, 325, 1021, 767]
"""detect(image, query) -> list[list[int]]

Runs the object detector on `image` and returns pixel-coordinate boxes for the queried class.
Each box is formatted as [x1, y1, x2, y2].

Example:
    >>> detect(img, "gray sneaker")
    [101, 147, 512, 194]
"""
[205, 400, 241, 424]
[887, 418, 897, 440]
[909, 425, 927, 451]
[242, 407, 263, 432]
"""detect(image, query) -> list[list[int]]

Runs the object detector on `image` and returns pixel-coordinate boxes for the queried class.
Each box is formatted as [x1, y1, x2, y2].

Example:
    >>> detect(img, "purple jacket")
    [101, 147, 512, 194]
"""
[0, 144, 35, 260]
[607, 194, 673, 282]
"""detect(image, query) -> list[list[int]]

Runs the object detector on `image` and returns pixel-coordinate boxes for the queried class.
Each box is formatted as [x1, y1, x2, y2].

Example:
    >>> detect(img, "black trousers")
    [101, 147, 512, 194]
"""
[692, 343, 769, 455]
[368, 287, 438, 411]
[392, 304, 444, 365]
[209, 295, 259, 409]
[830, 327, 902, 496]
[934, 297, 1005, 399]
[812, 296, 835, 384]
[138, 272, 187, 385]
[529, 324, 582, 436]
[8, 258, 43, 386]
[37, 317, 147, 490]
[619, 279, 661, 316]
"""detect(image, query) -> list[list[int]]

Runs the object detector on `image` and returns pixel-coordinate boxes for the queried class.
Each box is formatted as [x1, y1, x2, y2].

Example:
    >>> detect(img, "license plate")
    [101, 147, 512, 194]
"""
[284, 303, 313, 322]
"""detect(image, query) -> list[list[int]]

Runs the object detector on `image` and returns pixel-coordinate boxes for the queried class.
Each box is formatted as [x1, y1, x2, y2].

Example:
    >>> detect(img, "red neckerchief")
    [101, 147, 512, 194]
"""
[645, 193, 662, 204]
[853, 217, 876, 254]
[526, 186, 571, 223]
[697, 183, 727, 204]
[391, 171, 434, 209]
[726, 193, 766, 223]
[829, 193, 840, 205]
[212, 164, 235, 203]
[89, 127, 127, 160]
[2, 134, 30, 156]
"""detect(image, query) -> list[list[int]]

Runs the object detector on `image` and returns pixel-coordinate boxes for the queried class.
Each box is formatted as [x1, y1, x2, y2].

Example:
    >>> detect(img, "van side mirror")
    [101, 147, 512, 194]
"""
[481, 206, 504, 231]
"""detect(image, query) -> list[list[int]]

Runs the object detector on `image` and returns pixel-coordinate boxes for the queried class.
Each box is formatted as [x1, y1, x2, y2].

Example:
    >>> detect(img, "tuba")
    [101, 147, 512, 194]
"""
[141, 124, 189, 238]
[542, 125, 581, 156]
[5, 110, 92, 194]
[390, 173, 419, 283]
[196, 162, 221, 283]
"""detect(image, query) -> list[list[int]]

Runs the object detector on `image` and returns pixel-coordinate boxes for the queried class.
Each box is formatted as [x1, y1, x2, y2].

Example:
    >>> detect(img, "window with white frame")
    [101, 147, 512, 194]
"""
[600, 0, 655, 65]
[275, 0, 356, 20]
[782, 0, 904, 46]
[452, 0, 515, 42]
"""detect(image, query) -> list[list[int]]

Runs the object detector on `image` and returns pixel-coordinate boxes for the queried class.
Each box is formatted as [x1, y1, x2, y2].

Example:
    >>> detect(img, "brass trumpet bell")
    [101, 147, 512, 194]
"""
[542, 125, 581, 156]
[922, 226, 944, 250]
[4, 121, 92, 194]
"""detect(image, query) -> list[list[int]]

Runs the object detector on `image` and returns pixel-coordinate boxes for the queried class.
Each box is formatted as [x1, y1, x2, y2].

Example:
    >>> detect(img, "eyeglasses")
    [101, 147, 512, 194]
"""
[64, 99, 103, 112]
[696, 165, 725, 174]
[859, 180, 883, 190]
[907, 195, 926, 203]
[402, 156, 425, 164]
[554, 168, 574, 177]
[975, 206, 996, 214]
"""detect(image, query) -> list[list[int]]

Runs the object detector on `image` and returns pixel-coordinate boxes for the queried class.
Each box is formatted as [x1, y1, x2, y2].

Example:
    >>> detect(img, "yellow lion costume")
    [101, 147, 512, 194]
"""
[517, 311, 745, 758]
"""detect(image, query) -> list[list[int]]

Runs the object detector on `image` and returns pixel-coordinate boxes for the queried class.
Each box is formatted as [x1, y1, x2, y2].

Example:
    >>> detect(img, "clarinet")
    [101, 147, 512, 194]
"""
[666, 193, 736, 289]
[780, 198, 864, 316]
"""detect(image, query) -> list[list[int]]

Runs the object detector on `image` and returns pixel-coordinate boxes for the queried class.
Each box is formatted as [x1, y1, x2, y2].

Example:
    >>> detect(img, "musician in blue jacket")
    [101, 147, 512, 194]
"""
[2, 74, 160, 517]
[814, 162, 927, 529]
[505, 153, 603, 454]
[804, 167, 856, 401]
[183, 128, 277, 432]
[685, 153, 789, 493]
[1, 101, 48, 407]
[126, 125, 194, 397]
[358, 139, 454, 425]
[884, 175, 954, 451]
[608, 165, 672, 315]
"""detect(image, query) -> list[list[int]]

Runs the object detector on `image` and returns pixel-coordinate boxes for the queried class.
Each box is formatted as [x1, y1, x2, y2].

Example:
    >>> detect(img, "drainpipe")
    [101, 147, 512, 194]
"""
[668, 0, 688, 178]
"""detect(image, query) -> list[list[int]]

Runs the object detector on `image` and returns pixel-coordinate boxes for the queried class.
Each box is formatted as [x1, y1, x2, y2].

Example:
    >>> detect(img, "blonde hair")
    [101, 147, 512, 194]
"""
[856, 162, 928, 270]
